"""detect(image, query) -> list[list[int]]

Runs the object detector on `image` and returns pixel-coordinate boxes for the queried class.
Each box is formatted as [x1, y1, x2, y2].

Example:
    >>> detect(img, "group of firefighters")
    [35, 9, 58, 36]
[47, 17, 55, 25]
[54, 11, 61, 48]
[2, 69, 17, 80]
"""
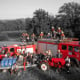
[7, 26, 70, 73]
[21, 27, 65, 43]
[40, 27, 65, 40]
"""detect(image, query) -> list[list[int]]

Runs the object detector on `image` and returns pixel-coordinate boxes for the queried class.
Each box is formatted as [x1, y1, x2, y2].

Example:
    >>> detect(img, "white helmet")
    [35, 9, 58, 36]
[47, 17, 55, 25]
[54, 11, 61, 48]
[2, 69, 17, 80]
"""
[58, 27, 60, 29]
[48, 33, 50, 35]
[52, 26, 54, 28]
[62, 31, 64, 33]
[58, 49, 60, 53]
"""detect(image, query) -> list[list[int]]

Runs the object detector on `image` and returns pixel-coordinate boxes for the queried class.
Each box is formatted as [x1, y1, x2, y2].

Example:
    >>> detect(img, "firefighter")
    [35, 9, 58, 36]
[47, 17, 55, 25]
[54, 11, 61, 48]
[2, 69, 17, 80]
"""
[51, 26, 55, 38]
[16, 54, 24, 66]
[47, 50, 52, 60]
[61, 31, 65, 40]
[31, 33, 35, 42]
[51, 26, 55, 32]
[53, 30, 57, 39]
[47, 33, 51, 38]
[57, 27, 62, 39]
[26, 33, 29, 42]
[22, 33, 25, 42]
[26, 52, 33, 65]
[40, 32, 44, 39]
[56, 49, 62, 58]
[65, 56, 70, 73]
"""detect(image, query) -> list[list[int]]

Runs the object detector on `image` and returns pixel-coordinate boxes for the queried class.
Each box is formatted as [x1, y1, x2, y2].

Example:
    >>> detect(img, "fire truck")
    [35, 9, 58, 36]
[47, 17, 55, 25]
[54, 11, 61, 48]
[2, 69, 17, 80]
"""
[0, 44, 36, 60]
[37, 38, 80, 67]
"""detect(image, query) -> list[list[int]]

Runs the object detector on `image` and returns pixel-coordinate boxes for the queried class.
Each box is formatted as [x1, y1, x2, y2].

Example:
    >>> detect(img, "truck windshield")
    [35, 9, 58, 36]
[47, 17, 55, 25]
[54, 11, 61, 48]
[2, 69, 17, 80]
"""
[1, 50, 5, 54]
[74, 47, 80, 52]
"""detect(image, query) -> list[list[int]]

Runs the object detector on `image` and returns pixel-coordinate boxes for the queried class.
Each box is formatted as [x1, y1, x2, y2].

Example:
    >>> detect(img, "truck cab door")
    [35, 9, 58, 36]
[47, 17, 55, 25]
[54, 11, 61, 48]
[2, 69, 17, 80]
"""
[60, 45, 68, 58]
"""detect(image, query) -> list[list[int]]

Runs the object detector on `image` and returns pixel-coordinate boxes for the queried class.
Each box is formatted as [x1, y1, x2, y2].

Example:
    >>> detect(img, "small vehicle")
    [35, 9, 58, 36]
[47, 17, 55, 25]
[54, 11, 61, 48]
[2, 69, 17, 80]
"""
[0, 56, 37, 74]
[39, 57, 66, 71]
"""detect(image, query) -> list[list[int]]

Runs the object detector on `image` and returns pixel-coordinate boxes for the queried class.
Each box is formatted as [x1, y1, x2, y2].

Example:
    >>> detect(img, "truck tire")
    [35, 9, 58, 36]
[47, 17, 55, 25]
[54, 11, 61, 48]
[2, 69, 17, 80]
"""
[70, 58, 79, 67]
[40, 62, 49, 71]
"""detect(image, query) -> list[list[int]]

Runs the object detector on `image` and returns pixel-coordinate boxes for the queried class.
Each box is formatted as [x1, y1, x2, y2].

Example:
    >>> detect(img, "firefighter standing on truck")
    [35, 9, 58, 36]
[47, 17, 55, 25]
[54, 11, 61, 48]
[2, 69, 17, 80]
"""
[51, 26, 54, 37]
[47, 33, 51, 39]
[61, 31, 65, 40]
[40, 32, 44, 39]
[57, 27, 62, 39]
[31, 33, 35, 42]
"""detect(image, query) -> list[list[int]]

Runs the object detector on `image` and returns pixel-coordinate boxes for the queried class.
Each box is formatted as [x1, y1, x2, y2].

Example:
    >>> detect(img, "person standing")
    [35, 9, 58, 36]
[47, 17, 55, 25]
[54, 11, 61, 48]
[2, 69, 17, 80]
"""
[47, 33, 51, 38]
[56, 49, 62, 58]
[57, 27, 62, 39]
[65, 56, 70, 73]
[40, 32, 44, 39]
[31, 33, 35, 42]
[51, 26, 55, 38]
[61, 31, 65, 40]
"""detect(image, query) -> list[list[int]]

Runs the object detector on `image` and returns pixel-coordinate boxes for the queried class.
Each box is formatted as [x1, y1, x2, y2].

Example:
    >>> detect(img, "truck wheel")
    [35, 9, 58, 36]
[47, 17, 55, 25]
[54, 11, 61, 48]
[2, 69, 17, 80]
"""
[40, 62, 49, 71]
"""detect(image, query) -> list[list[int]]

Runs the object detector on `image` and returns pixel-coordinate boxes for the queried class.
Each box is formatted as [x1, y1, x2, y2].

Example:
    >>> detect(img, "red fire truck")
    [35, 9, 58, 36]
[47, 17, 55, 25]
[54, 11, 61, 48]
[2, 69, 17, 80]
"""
[0, 44, 36, 60]
[37, 39, 80, 67]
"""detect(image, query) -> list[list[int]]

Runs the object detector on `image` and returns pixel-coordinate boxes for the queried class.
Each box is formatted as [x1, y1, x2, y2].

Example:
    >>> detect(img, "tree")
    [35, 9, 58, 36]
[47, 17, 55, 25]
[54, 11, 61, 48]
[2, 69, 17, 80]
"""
[32, 9, 54, 35]
[56, 2, 80, 37]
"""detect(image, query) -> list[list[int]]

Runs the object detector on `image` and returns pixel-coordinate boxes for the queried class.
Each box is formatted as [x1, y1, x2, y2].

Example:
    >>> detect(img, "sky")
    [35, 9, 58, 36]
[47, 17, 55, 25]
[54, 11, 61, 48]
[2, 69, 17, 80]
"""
[0, 0, 80, 20]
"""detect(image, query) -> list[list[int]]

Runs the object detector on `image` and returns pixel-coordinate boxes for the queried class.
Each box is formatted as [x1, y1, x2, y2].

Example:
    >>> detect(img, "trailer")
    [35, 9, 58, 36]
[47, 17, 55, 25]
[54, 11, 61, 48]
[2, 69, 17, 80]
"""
[0, 57, 37, 74]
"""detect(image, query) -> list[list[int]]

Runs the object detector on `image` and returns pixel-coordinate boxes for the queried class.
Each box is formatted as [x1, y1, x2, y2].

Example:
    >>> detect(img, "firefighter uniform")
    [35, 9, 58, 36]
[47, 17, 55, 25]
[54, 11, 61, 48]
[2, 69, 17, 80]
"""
[61, 31, 65, 40]
[31, 33, 35, 42]
[57, 27, 62, 39]
[65, 56, 70, 73]
[51, 26, 55, 38]
[53, 31, 57, 39]
[56, 50, 62, 58]
[47, 33, 51, 38]
[40, 32, 44, 39]
[51, 26, 55, 32]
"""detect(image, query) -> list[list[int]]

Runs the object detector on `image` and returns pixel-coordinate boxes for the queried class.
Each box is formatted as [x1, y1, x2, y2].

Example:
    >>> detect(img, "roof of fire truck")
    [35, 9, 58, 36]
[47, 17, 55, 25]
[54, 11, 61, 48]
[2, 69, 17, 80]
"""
[38, 38, 80, 46]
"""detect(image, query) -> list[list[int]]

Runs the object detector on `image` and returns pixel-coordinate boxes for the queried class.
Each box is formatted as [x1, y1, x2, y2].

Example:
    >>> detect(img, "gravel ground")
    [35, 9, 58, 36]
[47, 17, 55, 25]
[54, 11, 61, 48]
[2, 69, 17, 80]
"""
[0, 67, 80, 80]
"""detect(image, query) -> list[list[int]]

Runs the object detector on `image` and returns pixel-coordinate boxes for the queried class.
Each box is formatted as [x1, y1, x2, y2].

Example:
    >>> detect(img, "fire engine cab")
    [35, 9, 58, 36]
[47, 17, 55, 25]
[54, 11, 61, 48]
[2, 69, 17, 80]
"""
[37, 39, 80, 67]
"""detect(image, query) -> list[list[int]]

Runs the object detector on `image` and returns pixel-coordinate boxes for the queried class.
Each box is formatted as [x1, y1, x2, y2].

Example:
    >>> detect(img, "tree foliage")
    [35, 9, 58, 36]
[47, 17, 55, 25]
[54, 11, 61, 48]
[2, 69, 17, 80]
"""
[56, 2, 80, 37]
[32, 9, 54, 35]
